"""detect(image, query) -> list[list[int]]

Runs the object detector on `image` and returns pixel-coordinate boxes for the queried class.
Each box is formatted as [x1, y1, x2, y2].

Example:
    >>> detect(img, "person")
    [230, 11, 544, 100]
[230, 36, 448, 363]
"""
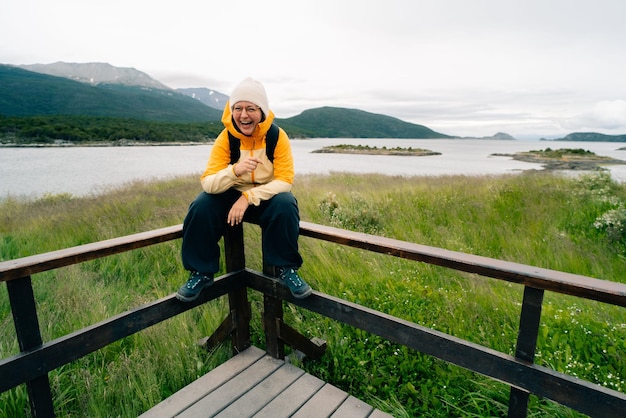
[176, 77, 312, 302]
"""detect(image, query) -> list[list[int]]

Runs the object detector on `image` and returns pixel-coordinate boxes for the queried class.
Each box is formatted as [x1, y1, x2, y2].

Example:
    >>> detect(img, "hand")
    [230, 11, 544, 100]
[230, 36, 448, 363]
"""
[234, 157, 262, 177]
[227, 195, 250, 226]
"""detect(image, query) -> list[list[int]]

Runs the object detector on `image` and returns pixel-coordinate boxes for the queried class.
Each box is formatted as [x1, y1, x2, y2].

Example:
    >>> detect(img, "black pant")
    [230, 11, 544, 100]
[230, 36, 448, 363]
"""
[181, 189, 303, 275]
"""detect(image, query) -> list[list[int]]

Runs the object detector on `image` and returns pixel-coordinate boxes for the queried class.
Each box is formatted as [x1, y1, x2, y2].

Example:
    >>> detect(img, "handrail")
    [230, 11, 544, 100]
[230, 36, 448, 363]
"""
[299, 221, 626, 307]
[0, 225, 183, 282]
[246, 270, 626, 417]
[0, 272, 241, 393]
[3, 222, 624, 307]
[1, 222, 625, 417]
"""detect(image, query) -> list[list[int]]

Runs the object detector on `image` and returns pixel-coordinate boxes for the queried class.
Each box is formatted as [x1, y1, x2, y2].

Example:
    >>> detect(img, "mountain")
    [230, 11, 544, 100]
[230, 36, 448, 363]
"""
[19, 61, 172, 90]
[548, 132, 626, 142]
[22, 63, 228, 112]
[1, 62, 449, 138]
[489, 132, 515, 140]
[177, 87, 229, 111]
[0, 65, 221, 122]
[455, 132, 516, 140]
[277, 107, 451, 139]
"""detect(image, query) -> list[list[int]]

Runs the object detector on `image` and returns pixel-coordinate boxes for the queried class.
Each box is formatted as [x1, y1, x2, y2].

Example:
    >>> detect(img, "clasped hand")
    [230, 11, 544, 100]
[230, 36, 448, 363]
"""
[227, 195, 249, 226]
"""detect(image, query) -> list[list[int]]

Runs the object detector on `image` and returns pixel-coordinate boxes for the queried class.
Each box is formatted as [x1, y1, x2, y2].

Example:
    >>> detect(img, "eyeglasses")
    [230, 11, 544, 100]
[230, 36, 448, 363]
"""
[232, 105, 260, 115]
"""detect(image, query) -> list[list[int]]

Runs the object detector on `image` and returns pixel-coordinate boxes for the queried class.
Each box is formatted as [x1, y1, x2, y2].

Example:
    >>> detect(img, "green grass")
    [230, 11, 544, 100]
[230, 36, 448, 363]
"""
[1, 171, 625, 417]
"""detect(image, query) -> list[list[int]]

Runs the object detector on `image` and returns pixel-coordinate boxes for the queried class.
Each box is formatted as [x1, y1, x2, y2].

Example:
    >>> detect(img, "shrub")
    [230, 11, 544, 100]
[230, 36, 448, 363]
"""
[318, 191, 383, 234]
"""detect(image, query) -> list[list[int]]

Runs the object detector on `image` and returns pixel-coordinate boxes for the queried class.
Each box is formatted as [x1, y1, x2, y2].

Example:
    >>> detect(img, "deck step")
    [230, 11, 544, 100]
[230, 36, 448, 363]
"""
[140, 346, 393, 418]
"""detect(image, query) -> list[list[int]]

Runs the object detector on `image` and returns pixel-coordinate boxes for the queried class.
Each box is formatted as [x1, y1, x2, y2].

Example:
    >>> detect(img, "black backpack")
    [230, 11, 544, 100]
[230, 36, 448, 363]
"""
[228, 124, 280, 164]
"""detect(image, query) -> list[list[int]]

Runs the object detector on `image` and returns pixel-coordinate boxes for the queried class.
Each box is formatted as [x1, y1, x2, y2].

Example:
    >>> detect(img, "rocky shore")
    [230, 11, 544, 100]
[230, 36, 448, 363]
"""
[492, 149, 626, 171]
[312, 144, 441, 156]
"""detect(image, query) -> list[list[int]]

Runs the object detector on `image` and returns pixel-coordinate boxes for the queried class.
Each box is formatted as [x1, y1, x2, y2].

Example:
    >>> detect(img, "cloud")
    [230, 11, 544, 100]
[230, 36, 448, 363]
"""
[2, 0, 626, 139]
[561, 100, 626, 133]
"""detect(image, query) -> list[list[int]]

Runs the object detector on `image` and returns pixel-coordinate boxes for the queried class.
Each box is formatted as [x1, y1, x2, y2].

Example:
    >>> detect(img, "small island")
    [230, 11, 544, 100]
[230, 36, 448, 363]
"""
[492, 148, 626, 171]
[311, 144, 441, 156]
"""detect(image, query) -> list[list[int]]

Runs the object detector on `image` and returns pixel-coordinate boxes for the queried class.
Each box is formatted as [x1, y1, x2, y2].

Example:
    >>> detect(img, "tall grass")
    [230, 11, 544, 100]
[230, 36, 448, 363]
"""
[1, 171, 625, 417]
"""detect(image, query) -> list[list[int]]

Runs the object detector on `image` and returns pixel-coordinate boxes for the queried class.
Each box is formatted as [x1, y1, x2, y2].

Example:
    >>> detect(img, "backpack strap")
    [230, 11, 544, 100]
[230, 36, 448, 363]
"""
[228, 132, 240, 165]
[265, 124, 280, 162]
[228, 124, 280, 164]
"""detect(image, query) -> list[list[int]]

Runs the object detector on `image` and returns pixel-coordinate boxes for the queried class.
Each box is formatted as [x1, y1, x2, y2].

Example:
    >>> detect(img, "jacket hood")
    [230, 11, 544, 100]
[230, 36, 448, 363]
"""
[221, 100, 276, 145]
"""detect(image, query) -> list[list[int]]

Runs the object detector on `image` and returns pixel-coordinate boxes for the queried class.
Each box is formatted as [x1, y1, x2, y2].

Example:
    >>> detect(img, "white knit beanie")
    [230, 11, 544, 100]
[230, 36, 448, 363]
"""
[229, 77, 270, 117]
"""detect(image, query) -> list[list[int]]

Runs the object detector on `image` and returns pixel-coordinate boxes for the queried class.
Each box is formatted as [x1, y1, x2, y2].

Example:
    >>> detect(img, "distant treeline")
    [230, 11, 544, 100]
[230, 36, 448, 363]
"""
[0, 115, 224, 144]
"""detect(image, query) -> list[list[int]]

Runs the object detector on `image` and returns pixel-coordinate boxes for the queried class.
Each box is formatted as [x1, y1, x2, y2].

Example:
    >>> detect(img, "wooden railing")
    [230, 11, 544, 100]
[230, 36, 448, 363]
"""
[1, 221, 625, 417]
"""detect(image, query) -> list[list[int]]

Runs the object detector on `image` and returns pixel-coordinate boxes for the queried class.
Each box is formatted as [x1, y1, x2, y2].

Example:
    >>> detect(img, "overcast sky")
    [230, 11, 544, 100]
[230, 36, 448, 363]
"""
[2, 0, 625, 139]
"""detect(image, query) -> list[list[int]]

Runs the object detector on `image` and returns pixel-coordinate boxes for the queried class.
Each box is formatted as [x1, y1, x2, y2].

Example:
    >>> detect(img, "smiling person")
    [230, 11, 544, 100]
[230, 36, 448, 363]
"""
[176, 77, 312, 302]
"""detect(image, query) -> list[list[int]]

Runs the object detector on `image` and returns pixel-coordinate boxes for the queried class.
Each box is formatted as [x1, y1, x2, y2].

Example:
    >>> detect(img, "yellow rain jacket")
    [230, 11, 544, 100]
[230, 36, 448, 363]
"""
[199, 102, 294, 206]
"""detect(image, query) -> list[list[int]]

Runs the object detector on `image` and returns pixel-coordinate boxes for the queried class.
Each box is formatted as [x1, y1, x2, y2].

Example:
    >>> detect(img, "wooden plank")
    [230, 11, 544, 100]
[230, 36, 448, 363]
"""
[5, 219, 623, 305]
[178, 354, 284, 417]
[263, 294, 285, 359]
[508, 286, 545, 417]
[291, 384, 348, 417]
[330, 395, 373, 418]
[214, 362, 305, 417]
[277, 320, 326, 360]
[298, 221, 626, 307]
[142, 346, 394, 418]
[7, 275, 55, 416]
[199, 310, 236, 350]
[0, 224, 183, 282]
[227, 287, 251, 353]
[224, 223, 245, 271]
[252, 373, 325, 418]
[368, 410, 395, 418]
[138, 346, 266, 417]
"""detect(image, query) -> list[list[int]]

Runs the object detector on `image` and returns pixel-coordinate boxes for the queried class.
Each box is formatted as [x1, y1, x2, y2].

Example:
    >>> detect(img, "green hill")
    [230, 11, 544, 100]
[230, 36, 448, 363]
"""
[0, 64, 451, 140]
[0, 65, 221, 122]
[557, 132, 626, 142]
[277, 106, 451, 139]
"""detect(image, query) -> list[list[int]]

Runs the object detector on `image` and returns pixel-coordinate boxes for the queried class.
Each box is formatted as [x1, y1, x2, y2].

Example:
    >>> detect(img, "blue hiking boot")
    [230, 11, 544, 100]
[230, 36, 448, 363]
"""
[278, 267, 312, 299]
[176, 271, 213, 302]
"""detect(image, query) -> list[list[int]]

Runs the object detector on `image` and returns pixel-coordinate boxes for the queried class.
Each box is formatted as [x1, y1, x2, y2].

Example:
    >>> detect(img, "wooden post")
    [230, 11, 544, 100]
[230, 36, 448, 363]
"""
[223, 224, 251, 353]
[508, 286, 544, 418]
[7, 276, 55, 417]
[263, 265, 285, 359]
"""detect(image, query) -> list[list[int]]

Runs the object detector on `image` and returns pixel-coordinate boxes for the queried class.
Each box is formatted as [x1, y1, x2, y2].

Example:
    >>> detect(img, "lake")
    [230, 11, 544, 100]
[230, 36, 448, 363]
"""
[2, 138, 626, 198]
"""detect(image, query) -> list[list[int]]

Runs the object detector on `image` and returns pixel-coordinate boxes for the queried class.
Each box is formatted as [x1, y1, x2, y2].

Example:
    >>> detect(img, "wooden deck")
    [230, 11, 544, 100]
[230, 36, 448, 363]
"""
[139, 346, 393, 418]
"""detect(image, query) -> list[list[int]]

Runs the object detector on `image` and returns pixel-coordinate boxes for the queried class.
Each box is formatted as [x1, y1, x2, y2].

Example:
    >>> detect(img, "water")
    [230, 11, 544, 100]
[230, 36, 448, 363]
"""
[2, 139, 626, 198]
